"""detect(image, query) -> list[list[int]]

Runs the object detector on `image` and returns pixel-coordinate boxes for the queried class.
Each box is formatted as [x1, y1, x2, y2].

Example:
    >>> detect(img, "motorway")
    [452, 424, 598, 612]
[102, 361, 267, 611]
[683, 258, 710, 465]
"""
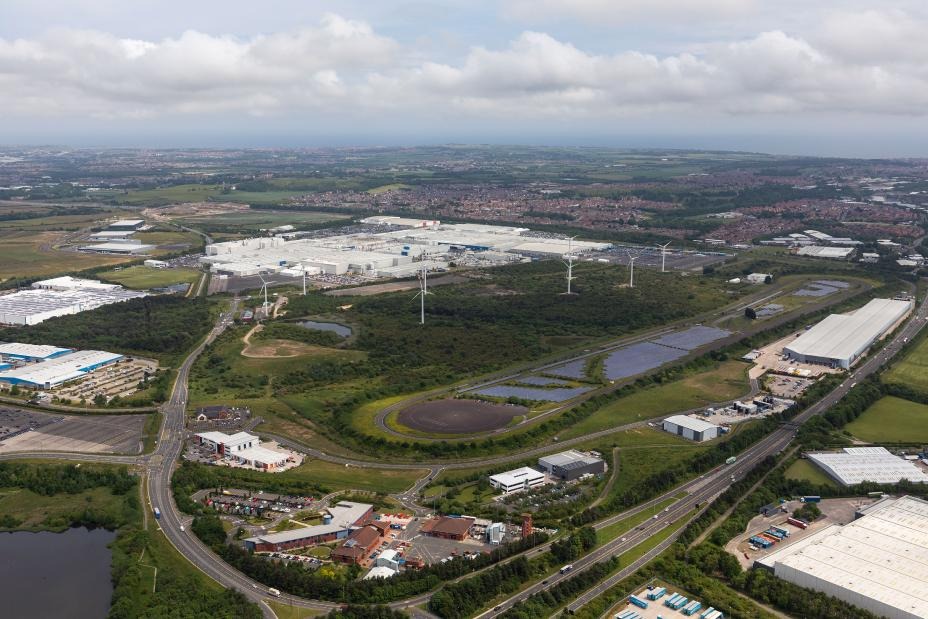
[2, 283, 922, 618]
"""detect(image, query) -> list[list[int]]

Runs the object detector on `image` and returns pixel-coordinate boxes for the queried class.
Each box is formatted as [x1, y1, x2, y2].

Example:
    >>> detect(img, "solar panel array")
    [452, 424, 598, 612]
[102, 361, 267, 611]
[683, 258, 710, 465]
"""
[516, 376, 570, 386]
[650, 326, 732, 351]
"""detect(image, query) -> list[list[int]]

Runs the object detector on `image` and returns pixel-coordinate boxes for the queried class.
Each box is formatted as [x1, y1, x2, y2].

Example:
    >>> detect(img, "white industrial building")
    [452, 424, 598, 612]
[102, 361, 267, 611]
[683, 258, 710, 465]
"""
[0, 343, 72, 362]
[796, 245, 856, 259]
[0, 349, 123, 389]
[784, 298, 912, 369]
[79, 241, 154, 254]
[486, 522, 506, 545]
[32, 277, 121, 291]
[108, 219, 145, 230]
[805, 447, 928, 486]
[662, 415, 720, 442]
[489, 467, 546, 493]
[364, 566, 398, 580]
[0, 279, 147, 326]
[757, 495, 928, 619]
[376, 549, 401, 570]
[200, 220, 611, 279]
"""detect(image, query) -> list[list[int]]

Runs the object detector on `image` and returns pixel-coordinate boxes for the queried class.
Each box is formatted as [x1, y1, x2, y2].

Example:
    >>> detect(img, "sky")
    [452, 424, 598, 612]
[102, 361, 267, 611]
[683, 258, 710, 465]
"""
[1, 1, 927, 156]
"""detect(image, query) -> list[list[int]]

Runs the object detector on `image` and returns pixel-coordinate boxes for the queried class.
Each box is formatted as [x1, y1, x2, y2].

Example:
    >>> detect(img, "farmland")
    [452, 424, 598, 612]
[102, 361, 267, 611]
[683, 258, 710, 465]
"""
[845, 395, 928, 443]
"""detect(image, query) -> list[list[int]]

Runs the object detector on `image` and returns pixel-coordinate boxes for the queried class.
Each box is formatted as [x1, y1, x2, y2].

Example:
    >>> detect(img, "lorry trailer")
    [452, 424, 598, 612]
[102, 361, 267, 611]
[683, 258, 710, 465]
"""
[647, 587, 666, 600]
[786, 517, 808, 529]
[629, 595, 648, 609]
[683, 601, 702, 616]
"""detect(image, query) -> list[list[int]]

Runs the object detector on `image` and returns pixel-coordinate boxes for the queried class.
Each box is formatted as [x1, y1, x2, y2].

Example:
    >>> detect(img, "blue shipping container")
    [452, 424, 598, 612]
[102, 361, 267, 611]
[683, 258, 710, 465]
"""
[629, 595, 648, 609]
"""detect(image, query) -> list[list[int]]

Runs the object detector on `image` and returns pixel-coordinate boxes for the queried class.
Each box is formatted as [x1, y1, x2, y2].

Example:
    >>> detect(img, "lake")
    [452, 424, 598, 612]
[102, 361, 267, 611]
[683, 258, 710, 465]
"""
[298, 320, 352, 337]
[0, 527, 116, 618]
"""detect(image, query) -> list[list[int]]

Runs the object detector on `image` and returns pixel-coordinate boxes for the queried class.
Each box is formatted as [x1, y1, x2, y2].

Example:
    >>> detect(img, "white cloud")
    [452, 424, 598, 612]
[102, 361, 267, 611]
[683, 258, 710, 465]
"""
[503, 0, 756, 24]
[1, 11, 928, 125]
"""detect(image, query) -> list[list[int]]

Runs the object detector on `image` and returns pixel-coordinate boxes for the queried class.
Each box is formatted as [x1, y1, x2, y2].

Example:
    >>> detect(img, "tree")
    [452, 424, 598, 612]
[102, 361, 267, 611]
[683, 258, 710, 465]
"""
[744, 307, 757, 320]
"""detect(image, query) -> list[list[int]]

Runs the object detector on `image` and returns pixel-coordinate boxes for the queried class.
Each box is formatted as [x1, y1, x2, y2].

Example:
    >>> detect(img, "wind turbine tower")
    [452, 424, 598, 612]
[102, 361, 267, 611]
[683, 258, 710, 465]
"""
[627, 252, 639, 288]
[302, 269, 307, 296]
[257, 274, 271, 317]
[413, 266, 432, 325]
[562, 236, 577, 295]
[658, 242, 672, 273]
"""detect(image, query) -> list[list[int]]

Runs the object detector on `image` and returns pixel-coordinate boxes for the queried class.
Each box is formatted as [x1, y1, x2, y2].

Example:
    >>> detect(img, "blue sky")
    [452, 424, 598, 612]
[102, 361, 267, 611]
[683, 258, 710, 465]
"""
[1, 1, 927, 156]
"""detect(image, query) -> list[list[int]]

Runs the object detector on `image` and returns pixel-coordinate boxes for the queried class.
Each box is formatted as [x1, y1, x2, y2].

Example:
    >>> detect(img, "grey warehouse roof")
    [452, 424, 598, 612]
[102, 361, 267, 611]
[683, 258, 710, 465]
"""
[785, 298, 912, 364]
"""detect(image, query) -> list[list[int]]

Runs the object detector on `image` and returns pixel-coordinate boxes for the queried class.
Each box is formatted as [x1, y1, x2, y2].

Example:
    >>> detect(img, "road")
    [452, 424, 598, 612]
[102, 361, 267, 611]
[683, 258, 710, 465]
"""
[5, 283, 920, 618]
[474, 289, 928, 619]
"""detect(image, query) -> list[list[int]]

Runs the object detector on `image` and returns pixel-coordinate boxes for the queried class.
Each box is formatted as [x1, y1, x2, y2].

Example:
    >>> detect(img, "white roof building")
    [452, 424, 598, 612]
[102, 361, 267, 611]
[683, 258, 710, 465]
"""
[796, 246, 855, 259]
[784, 298, 912, 369]
[0, 343, 72, 360]
[806, 447, 928, 486]
[32, 277, 120, 291]
[0, 350, 123, 388]
[757, 496, 928, 619]
[489, 467, 546, 493]
[662, 414, 721, 442]
[195, 431, 258, 453]
[327, 501, 375, 528]
[234, 445, 289, 468]
[79, 242, 154, 254]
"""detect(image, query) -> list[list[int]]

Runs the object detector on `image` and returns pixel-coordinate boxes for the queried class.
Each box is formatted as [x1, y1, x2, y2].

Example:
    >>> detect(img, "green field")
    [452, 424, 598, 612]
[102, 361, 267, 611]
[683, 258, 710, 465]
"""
[783, 459, 837, 487]
[845, 396, 928, 443]
[0, 230, 130, 280]
[367, 183, 411, 194]
[560, 361, 750, 439]
[884, 337, 928, 394]
[282, 458, 426, 494]
[99, 265, 202, 289]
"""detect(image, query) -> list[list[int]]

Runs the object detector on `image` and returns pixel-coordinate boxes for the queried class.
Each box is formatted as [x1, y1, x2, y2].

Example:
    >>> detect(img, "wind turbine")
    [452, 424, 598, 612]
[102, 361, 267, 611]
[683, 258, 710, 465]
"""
[562, 236, 577, 295]
[257, 274, 271, 318]
[626, 251, 638, 288]
[657, 241, 672, 273]
[302, 269, 307, 296]
[412, 266, 432, 325]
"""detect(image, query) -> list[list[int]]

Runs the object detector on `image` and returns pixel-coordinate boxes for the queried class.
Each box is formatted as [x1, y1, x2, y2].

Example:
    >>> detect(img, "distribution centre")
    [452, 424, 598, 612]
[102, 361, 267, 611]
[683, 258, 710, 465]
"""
[783, 298, 912, 369]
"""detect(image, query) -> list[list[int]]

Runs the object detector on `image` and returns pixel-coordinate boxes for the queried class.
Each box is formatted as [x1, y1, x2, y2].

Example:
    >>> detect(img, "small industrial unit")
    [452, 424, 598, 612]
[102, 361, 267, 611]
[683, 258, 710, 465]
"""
[538, 450, 606, 480]
[661, 414, 721, 442]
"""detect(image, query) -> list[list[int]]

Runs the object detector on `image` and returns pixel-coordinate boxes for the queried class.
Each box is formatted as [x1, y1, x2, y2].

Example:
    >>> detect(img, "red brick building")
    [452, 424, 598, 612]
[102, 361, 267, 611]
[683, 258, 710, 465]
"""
[420, 516, 475, 541]
[331, 525, 384, 565]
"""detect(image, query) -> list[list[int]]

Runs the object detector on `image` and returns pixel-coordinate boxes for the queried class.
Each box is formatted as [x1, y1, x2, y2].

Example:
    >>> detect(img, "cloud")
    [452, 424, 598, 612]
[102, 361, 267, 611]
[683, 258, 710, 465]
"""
[503, 0, 756, 24]
[1, 11, 928, 125]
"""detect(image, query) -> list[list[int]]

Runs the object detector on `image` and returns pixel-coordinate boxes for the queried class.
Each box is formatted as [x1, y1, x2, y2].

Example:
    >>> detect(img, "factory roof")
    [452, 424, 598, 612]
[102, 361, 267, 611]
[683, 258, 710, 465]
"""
[109, 219, 144, 227]
[663, 414, 720, 433]
[796, 245, 855, 258]
[806, 447, 928, 486]
[539, 450, 603, 468]
[758, 496, 928, 619]
[0, 343, 72, 359]
[195, 431, 257, 448]
[0, 350, 123, 386]
[32, 276, 121, 291]
[421, 516, 475, 537]
[245, 523, 346, 545]
[327, 501, 374, 528]
[79, 242, 153, 253]
[785, 298, 912, 364]
[236, 445, 289, 465]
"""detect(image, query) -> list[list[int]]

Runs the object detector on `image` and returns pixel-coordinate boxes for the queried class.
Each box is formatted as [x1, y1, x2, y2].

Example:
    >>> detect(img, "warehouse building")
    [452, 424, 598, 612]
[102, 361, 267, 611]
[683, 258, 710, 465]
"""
[231, 445, 290, 471]
[756, 495, 928, 619]
[805, 447, 928, 486]
[0, 281, 147, 326]
[784, 298, 913, 369]
[0, 349, 123, 389]
[538, 450, 606, 480]
[489, 467, 546, 493]
[796, 245, 856, 259]
[662, 415, 720, 442]
[78, 241, 154, 254]
[0, 343, 72, 362]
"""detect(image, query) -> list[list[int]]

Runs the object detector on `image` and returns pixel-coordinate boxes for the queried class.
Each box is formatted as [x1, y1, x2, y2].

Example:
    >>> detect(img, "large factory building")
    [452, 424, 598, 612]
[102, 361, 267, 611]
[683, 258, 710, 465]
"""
[757, 495, 928, 619]
[784, 298, 912, 369]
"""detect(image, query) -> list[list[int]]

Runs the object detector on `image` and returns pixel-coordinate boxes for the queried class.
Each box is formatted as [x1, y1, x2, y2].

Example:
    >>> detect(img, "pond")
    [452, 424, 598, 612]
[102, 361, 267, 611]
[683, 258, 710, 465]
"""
[0, 527, 116, 619]
[297, 320, 352, 337]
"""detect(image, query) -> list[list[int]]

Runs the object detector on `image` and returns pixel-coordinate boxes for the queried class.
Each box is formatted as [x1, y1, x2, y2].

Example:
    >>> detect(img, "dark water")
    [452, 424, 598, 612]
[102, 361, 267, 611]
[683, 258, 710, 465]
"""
[298, 320, 352, 337]
[0, 527, 115, 619]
